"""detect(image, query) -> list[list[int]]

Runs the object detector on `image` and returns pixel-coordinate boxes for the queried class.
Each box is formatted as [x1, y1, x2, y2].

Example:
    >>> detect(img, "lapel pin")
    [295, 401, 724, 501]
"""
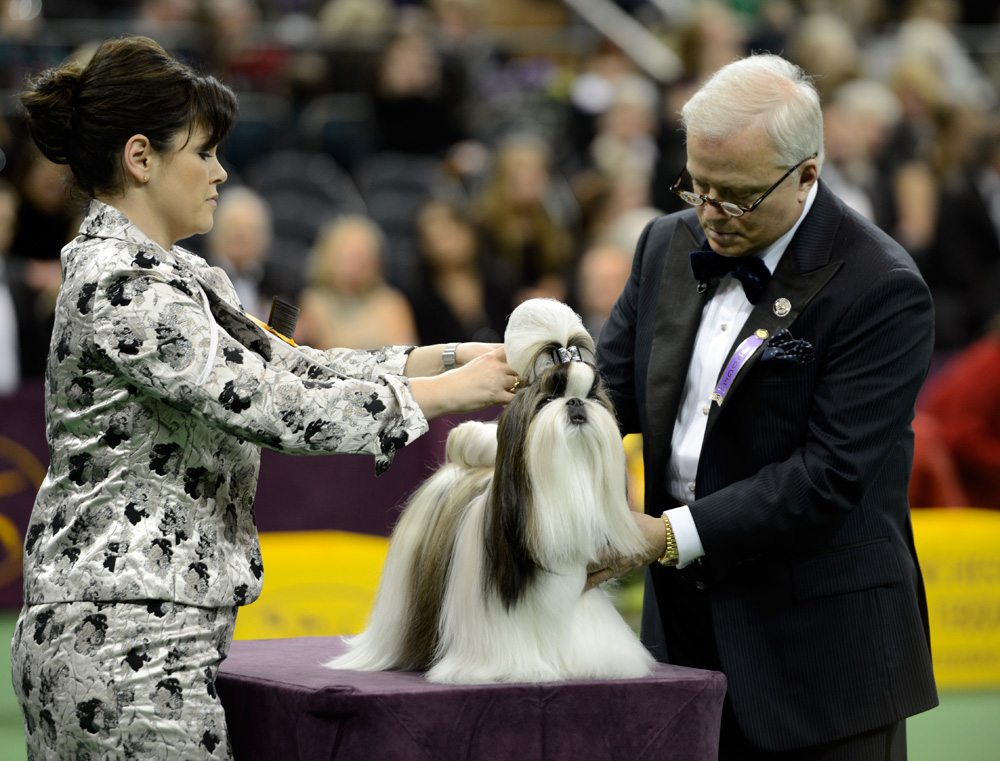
[773, 297, 791, 317]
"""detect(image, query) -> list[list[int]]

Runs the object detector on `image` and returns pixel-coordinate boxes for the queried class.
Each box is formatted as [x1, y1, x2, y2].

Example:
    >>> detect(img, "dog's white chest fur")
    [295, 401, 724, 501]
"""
[325, 299, 655, 684]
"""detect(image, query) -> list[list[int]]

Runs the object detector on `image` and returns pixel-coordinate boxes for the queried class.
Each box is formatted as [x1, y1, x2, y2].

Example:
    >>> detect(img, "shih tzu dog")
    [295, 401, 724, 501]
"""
[326, 298, 654, 684]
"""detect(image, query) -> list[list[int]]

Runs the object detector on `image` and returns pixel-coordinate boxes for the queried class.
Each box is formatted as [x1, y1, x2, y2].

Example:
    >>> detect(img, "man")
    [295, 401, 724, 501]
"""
[594, 54, 938, 760]
[205, 185, 274, 318]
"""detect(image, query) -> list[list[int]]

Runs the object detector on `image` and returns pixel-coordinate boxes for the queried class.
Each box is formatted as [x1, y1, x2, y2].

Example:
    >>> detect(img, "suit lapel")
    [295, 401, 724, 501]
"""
[644, 217, 709, 512]
[703, 183, 844, 439]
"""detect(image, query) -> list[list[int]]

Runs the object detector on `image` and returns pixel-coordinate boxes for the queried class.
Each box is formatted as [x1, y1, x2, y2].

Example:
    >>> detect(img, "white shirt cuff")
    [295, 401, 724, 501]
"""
[664, 506, 705, 568]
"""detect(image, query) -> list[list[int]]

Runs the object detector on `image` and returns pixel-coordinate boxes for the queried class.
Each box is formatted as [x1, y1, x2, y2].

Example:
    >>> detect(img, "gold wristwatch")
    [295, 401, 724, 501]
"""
[657, 514, 679, 567]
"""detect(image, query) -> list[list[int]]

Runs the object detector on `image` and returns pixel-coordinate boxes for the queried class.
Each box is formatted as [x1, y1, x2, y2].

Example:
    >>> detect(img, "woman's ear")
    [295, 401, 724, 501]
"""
[123, 134, 153, 184]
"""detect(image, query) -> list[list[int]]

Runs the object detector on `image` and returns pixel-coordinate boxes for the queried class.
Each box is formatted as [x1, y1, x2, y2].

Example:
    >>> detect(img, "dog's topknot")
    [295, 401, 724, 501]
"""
[504, 298, 596, 382]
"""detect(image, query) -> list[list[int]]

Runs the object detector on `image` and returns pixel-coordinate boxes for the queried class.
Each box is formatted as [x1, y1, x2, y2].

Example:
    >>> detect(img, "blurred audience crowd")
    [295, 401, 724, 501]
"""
[2, 0, 999, 507]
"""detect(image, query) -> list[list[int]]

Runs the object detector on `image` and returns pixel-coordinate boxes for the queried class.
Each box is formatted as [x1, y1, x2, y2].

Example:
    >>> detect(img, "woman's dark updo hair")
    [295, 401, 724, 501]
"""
[19, 35, 238, 199]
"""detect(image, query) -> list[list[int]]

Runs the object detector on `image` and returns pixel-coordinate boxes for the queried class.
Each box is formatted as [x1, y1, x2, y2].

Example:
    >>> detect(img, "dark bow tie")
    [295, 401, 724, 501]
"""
[690, 248, 771, 305]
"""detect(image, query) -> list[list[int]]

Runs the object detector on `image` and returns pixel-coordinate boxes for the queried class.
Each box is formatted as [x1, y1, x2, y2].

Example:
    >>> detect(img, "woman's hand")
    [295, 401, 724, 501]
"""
[409, 346, 518, 419]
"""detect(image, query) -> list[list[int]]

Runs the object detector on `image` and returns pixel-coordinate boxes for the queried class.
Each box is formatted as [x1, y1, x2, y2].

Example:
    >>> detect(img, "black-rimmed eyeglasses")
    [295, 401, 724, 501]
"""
[670, 152, 818, 218]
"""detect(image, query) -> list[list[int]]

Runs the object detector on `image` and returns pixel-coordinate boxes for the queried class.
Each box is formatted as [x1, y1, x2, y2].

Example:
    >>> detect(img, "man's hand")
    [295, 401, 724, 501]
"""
[584, 512, 669, 591]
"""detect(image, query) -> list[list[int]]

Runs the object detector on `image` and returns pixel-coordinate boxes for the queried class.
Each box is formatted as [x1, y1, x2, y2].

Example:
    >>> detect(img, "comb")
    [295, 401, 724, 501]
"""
[267, 297, 300, 345]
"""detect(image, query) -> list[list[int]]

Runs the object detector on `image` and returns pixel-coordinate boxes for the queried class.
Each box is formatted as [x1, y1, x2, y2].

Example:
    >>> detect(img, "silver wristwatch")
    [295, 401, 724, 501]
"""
[442, 342, 459, 371]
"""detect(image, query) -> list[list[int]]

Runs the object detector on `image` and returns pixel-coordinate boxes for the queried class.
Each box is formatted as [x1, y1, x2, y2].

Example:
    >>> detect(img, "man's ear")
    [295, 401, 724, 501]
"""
[797, 158, 820, 199]
[123, 134, 153, 184]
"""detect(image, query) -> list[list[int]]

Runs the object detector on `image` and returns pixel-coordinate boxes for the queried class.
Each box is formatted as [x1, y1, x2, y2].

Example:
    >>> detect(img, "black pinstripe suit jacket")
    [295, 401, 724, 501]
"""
[597, 181, 939, 751]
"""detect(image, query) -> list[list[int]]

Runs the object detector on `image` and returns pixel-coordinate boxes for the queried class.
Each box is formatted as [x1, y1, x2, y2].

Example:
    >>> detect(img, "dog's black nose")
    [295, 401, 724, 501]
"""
[566, 397, 588, 424]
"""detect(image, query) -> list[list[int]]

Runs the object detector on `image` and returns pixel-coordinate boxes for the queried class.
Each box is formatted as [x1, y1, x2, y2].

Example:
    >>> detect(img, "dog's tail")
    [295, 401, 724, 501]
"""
[325, 422, 497, 673]
[445, 420, 498, 469]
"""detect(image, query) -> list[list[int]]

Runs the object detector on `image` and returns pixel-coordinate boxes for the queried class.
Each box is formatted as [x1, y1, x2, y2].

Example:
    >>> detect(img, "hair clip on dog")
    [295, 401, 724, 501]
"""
[551, 346, 582, 365]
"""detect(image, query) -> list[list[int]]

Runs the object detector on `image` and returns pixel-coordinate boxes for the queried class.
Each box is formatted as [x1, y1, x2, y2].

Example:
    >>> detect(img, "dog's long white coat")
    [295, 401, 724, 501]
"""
[430, 432, 653, 683]
[326, 299, 655, 684]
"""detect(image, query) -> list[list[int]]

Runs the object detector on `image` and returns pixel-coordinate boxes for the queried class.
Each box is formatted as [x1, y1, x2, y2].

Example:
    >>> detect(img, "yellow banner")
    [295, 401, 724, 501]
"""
[913, 508, 1000, 690]
[234, 530, 388, 640]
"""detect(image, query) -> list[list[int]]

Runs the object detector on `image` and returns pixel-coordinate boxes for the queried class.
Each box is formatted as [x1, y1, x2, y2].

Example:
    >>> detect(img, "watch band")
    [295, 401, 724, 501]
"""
[657, 514, 680, 567]
[442, 342, 459, 371]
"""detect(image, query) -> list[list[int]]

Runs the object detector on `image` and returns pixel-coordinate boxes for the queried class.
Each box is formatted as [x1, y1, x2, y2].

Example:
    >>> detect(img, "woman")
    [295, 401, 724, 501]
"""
[11, 36, 515, 760]
[406, 199, 515, 345]
[295, 215, 418, 350]
[474, 134, 574, 303]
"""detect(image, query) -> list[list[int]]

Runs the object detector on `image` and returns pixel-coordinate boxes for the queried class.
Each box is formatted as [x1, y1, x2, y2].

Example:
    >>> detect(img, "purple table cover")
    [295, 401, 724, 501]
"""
[217, 636, 726, 761]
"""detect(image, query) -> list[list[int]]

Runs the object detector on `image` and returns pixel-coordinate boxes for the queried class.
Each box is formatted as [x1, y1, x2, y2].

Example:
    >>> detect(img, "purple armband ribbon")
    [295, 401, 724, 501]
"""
[711, 329, 769, 405]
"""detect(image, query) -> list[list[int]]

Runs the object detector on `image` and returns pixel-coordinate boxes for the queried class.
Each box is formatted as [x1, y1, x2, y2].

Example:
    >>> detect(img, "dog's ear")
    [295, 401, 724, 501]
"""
[592, 372, 619, 421]
[484, 389, 541, 610]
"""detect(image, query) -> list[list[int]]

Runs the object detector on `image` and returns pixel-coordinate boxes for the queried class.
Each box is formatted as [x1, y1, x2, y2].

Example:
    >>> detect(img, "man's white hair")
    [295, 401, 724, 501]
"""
[681, 54, 825, 172]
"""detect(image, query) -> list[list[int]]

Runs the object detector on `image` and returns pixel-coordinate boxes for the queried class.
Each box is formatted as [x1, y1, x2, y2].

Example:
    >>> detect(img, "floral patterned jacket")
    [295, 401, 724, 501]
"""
[22, 201, 429, 609]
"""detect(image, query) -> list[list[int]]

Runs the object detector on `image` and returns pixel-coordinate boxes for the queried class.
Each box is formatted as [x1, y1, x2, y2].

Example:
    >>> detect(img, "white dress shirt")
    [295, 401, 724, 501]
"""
[666, 183, 818, 566]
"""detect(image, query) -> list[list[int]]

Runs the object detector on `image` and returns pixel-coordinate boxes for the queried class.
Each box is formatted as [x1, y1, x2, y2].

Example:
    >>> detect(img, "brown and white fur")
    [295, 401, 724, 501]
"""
[325, 298, 654, 683]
